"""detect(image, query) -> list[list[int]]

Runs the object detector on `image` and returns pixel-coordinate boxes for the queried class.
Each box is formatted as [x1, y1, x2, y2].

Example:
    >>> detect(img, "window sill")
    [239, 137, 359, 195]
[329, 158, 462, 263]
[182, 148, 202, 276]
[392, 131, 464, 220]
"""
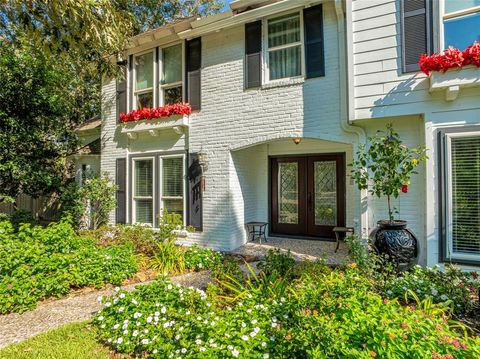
[120, 115, 189, 140]
[429, 65, 480, 101]
[261, 76, 305, 90]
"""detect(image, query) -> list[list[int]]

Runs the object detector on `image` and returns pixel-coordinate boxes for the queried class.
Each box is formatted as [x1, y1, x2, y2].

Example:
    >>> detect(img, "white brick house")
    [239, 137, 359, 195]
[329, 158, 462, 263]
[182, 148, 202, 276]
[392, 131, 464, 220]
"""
[100, 0, 480, 269]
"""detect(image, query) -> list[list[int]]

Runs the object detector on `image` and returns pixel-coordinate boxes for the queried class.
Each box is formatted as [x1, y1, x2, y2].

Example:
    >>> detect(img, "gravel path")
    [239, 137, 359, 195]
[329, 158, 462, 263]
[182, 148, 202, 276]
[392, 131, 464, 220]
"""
[0, 271, 213, 349]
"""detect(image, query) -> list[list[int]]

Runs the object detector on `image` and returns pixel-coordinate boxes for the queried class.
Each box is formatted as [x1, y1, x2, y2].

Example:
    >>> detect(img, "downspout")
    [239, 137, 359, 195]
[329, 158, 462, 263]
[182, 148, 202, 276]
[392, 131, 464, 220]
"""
[334, 0, 369, 238]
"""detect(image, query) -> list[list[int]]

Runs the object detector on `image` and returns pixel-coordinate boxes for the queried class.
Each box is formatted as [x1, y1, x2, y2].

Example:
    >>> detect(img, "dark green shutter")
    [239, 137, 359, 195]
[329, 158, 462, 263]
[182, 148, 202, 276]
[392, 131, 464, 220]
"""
[116, 65, 127, 121]
[245, 21, 262, 88]
[186, 38, 201, 110]
[187, 153, 203, 231]
[303, 4, 325, 78]
[116, 158, 127, 224]
[401, 0, 433, 72]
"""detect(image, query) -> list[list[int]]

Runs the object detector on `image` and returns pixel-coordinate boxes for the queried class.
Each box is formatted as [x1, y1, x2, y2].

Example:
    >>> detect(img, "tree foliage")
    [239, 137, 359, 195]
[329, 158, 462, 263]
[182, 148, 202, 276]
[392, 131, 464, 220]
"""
[0, 45, 83, 202]
[0, 0, 222, 203]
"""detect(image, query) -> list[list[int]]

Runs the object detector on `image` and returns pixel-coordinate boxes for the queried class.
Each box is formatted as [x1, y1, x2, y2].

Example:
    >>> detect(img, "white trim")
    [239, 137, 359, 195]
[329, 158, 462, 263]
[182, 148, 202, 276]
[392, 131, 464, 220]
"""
[263, 10, 305, 84]
[178, 0, 321, 39]
[132, 50, 155, 111]
[445, 131, 480, 261]
[132, 157, 155, 226]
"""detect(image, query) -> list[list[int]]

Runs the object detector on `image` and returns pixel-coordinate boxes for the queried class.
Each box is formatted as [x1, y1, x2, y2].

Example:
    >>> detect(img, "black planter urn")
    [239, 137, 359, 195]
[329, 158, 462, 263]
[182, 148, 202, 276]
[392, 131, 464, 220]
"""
[370, 220, 418, 271]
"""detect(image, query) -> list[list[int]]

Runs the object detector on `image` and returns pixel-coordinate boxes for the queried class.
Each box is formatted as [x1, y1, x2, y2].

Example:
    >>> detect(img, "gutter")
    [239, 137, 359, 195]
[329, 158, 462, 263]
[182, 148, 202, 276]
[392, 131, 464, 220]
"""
[334, 0, 369, 238]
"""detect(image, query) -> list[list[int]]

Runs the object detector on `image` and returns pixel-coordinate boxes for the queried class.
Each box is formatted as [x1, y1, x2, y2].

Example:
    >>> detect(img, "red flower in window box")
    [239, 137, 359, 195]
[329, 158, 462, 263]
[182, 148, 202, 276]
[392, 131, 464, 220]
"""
[119, 103, 192, 123]
[401, 184, 408, 193]
[419, 42, 480, 75]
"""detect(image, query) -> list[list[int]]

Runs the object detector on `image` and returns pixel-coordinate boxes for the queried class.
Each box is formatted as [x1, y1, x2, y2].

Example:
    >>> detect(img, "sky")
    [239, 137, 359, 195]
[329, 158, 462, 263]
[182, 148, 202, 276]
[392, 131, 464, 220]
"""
[221, 1, 231, 11]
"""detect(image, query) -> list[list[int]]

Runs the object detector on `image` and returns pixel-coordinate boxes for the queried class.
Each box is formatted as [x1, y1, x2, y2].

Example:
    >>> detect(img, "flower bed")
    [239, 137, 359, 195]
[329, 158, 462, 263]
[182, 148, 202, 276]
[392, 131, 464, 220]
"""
[119, 103, 192, 123]
[419, 42, 480, 75]
[94, 263, 480, 358]
[0, 219, 137, 314]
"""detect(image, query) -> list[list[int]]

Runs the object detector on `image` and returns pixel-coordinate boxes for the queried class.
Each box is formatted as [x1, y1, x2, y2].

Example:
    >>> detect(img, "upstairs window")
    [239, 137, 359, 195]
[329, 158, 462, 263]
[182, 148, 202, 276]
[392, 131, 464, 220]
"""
[134, 51, 154, 109]
[267, 13, 303, 81]
[162, 44, 183, 105]
[443, 0, 480, 49]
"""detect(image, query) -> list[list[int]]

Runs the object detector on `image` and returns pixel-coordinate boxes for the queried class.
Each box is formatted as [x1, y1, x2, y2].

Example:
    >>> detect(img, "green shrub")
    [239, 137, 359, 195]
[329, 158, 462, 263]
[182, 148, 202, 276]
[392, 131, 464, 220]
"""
[384, 264, 479, 315]
[0, 218, 137, 314]
[94, 268, 480, 358]
[60, 174, 117, 230]
[184, 245, 223, 271]
[85, 224, 159, 257]
[211, 256, 244, 284]
[10, 209, 37, 230]
[257, 249, 295, 278]
[151, 240, 185, 275]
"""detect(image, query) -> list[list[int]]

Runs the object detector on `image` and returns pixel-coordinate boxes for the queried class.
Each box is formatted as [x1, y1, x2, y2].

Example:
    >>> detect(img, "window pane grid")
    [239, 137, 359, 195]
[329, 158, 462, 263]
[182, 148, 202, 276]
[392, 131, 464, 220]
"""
[162, 157, 184, 217]
[267, 12, 302, 81]
[449, 135, 480, 258]
[133, 159, 154, 225]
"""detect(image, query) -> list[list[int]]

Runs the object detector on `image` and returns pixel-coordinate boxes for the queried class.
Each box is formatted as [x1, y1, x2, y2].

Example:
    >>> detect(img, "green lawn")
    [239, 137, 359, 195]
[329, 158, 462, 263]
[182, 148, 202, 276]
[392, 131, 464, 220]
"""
[0, 321, 109, 359]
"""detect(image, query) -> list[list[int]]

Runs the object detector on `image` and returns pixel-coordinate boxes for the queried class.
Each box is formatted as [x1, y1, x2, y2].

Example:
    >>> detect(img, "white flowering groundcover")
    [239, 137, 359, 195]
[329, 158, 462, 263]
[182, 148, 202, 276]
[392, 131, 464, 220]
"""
[94, 269, 480, 358]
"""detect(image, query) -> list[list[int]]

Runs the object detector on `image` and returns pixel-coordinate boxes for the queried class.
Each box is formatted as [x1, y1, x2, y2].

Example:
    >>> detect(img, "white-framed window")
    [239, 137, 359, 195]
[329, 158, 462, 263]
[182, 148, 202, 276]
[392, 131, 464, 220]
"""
[131, 154, 185, 226]
[132, 157, 154, 225]
[160, 155, 185, 217]
[264, 12, 304, 82]
[161, 44, 183, 105]
[442, 0, 480, 49]
[133, 51, 155, 110]
[129, 43, 184, 111]
[445, 131, 480, 262]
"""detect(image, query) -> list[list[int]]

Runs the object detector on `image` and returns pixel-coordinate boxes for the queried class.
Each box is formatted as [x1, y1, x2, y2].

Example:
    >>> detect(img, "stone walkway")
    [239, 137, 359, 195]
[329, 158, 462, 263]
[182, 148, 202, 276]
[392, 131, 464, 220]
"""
[0, 271, 212, 349]
[230, 236, 349, 265]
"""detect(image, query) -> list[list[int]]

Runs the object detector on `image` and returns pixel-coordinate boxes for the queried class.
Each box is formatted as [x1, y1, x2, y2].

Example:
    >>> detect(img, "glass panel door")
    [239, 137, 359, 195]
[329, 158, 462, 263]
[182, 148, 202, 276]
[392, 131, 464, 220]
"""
[307, 155, 345, 238]
[278, 162, 299, 224]
[313, 161, 337, 226]
[270, 158, 306, 235]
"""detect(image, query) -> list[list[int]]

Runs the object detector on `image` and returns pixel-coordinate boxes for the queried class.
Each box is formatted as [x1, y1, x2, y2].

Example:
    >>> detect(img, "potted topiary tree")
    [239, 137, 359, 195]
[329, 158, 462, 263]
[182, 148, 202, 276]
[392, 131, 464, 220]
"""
[351, 124, 427, 270]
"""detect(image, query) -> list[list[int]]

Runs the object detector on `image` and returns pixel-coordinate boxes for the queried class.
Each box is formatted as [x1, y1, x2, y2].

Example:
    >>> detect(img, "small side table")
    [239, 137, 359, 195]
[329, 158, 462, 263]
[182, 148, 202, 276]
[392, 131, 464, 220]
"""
[333, 226, 354, 253]
[246, 222, 268, 244]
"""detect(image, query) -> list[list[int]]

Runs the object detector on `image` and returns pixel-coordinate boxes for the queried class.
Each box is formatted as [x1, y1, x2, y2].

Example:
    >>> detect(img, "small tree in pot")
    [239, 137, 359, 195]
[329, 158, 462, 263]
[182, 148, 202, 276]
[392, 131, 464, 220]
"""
[351, 124, 427, 270]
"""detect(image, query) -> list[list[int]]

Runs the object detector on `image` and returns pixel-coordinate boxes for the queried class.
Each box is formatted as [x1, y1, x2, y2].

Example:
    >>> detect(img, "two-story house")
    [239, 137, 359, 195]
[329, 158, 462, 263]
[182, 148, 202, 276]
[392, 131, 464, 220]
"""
[100, 0, 480, 269]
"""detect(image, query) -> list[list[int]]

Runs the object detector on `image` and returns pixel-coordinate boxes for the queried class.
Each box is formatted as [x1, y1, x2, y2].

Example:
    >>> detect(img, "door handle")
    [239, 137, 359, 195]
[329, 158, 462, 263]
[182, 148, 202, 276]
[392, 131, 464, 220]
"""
[307, 192, 313, 210]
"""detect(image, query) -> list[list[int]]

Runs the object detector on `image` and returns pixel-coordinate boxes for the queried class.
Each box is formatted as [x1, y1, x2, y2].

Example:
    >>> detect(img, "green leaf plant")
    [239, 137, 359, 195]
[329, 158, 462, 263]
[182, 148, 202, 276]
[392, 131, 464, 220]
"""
[350, 124, 427, 222]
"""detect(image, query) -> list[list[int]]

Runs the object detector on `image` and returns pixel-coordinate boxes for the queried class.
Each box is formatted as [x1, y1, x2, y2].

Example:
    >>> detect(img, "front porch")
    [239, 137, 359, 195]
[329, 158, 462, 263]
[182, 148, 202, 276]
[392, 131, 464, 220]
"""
[229, 136, 359, 250]
[229, 236, 350, 266]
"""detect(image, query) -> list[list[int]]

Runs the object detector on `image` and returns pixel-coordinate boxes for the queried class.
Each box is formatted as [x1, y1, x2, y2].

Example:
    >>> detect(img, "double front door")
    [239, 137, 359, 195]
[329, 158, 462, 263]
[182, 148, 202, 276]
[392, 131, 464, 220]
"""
[270, 154, 345, 238]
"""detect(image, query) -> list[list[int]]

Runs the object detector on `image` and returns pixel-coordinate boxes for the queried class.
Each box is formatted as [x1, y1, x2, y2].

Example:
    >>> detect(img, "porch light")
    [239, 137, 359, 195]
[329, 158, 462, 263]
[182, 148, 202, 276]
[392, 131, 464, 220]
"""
[198, 151, 208, 172]
[293, 137, 302, 145]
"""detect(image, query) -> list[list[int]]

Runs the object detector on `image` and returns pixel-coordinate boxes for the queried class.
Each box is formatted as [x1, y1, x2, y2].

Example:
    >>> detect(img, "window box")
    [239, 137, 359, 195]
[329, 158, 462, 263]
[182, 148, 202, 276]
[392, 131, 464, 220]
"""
[429, 65, 480, 101]
[121, 115, 189, 139]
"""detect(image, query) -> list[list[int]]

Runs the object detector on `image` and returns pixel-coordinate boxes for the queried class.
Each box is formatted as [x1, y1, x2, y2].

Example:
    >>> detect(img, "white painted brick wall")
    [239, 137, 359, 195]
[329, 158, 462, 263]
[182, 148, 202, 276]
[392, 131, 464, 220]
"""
[101, 3, 364, 251]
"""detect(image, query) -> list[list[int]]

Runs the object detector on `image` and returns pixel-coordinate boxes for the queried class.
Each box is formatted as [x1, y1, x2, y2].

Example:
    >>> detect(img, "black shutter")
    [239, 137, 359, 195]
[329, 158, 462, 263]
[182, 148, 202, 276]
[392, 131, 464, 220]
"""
[115, 158, 127, 224]
[116, 65, 127, 121]
[187, 153, 203, 231]
[401, 0, 433, 72]
[304, 4, 325, 78]
[245, 20, 262, 88]
[186, 38, 201, 110]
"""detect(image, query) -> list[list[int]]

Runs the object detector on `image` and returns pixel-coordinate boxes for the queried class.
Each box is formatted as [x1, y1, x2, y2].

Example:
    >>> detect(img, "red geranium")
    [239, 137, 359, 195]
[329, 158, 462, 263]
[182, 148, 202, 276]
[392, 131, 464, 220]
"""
[401, 185, 408, 193]
[119, 103, 192, 123]
[419, 42, 480, 75]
